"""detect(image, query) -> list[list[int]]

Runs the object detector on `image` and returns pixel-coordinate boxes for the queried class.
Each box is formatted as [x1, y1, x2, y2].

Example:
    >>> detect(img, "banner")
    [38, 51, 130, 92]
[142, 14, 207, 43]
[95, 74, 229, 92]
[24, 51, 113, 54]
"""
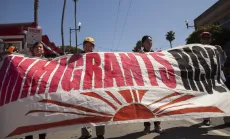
[0, 44, 229, 138]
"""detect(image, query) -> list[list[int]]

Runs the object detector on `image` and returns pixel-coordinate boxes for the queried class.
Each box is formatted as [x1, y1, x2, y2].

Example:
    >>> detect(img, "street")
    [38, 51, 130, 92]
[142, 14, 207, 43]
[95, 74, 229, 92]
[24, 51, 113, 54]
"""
[29, 118, 230, 139]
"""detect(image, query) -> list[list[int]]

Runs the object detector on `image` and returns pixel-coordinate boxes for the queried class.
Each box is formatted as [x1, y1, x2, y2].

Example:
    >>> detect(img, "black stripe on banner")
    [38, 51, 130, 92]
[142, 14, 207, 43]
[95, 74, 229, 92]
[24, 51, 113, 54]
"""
[168, 45, 227, 94]
[183, 47, 204, 92]
[168, 49, 192, 90]
[192, 46, 213, 94]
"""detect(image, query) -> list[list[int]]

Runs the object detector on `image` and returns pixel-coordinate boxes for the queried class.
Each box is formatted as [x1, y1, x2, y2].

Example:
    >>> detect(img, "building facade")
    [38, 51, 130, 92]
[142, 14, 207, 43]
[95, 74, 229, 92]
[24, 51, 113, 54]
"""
[194, 0, 230, 71]
[194, 0, 230, 29]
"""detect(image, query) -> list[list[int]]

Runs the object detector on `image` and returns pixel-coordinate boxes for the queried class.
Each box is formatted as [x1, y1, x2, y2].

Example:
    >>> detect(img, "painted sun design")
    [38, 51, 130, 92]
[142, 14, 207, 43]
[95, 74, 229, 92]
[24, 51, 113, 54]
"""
[7, 90, 223, 137]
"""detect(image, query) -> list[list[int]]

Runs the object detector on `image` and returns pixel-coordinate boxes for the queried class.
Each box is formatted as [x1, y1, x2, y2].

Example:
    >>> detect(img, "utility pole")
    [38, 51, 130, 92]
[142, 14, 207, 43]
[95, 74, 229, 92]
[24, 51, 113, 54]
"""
[34, 0, 39, 25]
[70, 27, 81, 48]
[70, 27, 71, 47]
[73, 0, 78, 52]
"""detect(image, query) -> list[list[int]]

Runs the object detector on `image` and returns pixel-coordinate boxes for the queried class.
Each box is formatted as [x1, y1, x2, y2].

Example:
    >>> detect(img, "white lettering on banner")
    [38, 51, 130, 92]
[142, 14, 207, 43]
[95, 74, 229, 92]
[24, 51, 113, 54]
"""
[0, 44, 229, 138]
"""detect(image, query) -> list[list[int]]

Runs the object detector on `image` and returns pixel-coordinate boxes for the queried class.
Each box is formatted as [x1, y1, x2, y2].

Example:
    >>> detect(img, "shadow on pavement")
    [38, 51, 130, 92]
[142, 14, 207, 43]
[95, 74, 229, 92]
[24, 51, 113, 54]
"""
[210, 124, 230, 130]
[106, 123, 230, 139]
[105, 131, 143, 139]
[154, 123, 230, 139]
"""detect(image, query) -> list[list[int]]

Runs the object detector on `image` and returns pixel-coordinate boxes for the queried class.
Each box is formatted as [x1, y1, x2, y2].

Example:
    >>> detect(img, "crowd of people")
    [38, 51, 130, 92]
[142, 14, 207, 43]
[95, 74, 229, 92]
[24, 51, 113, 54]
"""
[0, 31, 229, 139]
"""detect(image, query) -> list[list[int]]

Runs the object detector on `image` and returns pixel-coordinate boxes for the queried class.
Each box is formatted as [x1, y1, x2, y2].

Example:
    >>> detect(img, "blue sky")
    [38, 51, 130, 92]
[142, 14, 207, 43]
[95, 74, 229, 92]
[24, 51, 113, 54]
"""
[0, 0, 217, 52]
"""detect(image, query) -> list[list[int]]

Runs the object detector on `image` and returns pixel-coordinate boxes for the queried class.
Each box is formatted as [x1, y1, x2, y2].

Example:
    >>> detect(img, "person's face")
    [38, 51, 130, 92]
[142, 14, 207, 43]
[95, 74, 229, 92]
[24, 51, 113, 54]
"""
[143, 39, 152, 51]
[201, 36, 211, 45]
[83, 42, 94, 53]
[33, 43, 44, 57]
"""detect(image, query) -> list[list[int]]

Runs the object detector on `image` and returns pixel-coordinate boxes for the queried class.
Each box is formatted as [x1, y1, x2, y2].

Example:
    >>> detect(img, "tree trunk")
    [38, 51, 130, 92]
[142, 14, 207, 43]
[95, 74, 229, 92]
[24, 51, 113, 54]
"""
[61, 0, 67, 53]
[34, 0, 39, 25]
[170, 41, 172, 48]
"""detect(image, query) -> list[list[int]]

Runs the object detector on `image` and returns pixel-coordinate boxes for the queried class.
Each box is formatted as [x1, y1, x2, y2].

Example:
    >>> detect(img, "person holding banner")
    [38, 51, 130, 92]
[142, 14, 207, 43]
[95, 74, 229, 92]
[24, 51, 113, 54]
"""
[199, 31, 229, 126]
[141, 35, 163, 134]
[0, 45, 18, 61]
[223, 68, 230, 126]
[200, 31, 213, 126]
[24, 42, 47, 139]
[79, 37, 105, 139]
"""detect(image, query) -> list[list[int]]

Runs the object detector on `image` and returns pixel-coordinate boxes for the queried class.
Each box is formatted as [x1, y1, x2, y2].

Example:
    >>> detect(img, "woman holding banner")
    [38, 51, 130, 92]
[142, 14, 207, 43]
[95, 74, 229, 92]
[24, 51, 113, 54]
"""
[140, 35, 163, 134]
[24, 42, 47, 139]
[78, 37, 105, 139]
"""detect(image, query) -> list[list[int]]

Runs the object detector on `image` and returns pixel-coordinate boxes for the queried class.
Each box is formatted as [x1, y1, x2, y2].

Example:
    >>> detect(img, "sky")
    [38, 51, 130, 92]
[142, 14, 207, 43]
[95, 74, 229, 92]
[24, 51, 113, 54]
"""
[0, 0, 218, 52]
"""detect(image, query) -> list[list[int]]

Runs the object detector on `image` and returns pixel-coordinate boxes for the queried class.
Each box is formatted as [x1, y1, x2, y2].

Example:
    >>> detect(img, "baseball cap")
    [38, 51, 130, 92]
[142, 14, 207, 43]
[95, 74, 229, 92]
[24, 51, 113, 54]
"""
[83, 37, 95, 45]
[200, 32, 212, 38]
[142, 35, 152, 43]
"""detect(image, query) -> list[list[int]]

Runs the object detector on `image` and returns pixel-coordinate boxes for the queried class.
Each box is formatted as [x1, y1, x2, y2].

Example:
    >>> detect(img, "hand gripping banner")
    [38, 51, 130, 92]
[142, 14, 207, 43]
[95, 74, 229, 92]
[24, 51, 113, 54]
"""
[0, 44, 229, 138]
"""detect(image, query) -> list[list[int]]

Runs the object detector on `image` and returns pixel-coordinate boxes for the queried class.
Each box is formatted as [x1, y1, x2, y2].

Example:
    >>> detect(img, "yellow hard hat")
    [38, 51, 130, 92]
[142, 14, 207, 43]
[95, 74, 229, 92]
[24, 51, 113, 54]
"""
[83, 37, 95, 45]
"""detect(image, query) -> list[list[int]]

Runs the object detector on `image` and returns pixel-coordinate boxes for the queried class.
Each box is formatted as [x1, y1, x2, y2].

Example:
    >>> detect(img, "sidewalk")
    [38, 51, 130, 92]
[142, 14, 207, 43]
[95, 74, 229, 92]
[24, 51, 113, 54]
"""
[31, 119, 230, 139]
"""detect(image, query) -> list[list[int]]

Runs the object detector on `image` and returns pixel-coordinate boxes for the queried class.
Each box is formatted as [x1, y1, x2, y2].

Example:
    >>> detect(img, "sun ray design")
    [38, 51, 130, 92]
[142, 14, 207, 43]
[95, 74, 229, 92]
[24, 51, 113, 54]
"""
[25, 110, 106, 117]
[156, 103, 193, 114]
[105, 91, 122, 105]
[38, 99, 113, 116]
[81, 92, 118, 110]
[118, 90, 133, 103]
[138, 90, 148, 102]
[132, 90, 138, 102]
[9, 90, 224, 137]
[152, 95, 195, 113]
[7, 116, 111, 137]
[157, 106, 223, 117]
[147, 92, 182, 107]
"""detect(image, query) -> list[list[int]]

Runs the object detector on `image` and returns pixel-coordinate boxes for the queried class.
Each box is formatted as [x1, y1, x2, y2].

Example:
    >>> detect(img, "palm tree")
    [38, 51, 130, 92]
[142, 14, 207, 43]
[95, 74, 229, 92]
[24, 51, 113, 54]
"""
[34, 0, 39, 25]
[73, 0, 78, 51]
[166, 31, 175, 48]
[61, 0, 67, 52]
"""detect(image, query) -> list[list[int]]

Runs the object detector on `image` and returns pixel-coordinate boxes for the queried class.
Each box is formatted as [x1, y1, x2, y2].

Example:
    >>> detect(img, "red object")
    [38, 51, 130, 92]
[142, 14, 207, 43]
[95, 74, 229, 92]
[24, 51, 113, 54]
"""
[0, 22, 62, 55]
[200, 32, 212, 38]
[42, 35, 62, 55]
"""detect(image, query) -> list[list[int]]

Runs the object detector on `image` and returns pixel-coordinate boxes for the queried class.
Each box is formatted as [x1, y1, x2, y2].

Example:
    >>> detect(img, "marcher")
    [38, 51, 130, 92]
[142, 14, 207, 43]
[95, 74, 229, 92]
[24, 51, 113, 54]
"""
[141, 35, 162, 134]
[200, 32, 213, 126]
[224, 70, 230, 125]
[79, 37, 105, 139]
[200, 31, 229, 126]
[223, 51, 230, 126]
[0, 45, 18, 60]
[24, 42, 47, 139]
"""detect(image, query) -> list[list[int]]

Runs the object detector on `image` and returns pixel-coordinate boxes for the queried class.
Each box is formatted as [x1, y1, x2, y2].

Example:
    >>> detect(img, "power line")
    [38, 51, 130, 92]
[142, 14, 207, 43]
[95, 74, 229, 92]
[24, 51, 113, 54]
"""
[111, 0, 121, 50]
[115, 0, 133, 51]
[97, 46, 120, 51]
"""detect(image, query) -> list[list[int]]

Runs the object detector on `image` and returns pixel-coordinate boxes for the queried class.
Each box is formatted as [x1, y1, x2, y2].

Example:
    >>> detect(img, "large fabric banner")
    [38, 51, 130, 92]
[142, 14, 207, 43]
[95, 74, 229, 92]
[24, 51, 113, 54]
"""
[0, 44, 230, 138]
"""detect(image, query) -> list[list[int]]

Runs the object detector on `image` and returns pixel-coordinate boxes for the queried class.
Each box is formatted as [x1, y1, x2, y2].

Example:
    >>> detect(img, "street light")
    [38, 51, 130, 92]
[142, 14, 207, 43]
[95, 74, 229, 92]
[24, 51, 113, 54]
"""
[70, 22, 81, 48]
[185, 20, 195, 29]
[78, 22, 81, 31]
